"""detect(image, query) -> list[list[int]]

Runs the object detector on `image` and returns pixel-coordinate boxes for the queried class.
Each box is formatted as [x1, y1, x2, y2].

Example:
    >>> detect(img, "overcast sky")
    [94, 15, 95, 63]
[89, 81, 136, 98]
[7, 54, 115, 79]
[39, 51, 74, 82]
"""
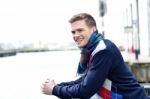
[0, 0, 100, 44]
[0, 0, 129, 46]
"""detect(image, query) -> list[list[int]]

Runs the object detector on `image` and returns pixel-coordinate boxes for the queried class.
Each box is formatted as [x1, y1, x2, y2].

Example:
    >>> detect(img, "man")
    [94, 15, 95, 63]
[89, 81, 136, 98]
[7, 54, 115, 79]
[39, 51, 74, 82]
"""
[41, 13, 149, 99]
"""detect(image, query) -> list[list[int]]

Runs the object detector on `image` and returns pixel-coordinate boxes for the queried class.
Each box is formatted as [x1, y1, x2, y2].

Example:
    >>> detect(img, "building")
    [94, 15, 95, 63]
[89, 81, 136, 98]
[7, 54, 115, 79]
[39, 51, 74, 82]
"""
[124, 0, 150, 57]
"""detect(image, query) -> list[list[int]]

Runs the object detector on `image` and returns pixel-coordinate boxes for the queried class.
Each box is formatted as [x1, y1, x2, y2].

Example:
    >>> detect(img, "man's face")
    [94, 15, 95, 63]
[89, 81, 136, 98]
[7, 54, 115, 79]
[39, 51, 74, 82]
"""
[71, 20, 95, 48]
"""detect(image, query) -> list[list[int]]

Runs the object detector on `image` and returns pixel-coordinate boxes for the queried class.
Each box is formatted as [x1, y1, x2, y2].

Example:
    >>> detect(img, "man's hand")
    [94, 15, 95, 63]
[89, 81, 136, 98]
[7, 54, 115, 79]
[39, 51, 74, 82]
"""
[41, 78, 56, 95]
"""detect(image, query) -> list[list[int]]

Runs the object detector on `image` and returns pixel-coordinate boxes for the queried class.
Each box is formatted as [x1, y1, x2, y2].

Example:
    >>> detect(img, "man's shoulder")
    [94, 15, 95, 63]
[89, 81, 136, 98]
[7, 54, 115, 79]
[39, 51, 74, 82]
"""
[91, 39, 107, 57]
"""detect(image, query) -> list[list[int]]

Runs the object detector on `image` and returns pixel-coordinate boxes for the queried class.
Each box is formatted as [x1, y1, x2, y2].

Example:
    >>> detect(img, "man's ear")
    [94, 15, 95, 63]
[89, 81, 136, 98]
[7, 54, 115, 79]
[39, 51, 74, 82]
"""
[92, 27, 96, 32]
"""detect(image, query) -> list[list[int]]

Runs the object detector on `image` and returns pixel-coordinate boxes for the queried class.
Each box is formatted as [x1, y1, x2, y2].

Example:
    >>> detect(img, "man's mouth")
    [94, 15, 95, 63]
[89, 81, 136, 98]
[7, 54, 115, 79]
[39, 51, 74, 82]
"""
[75, 36, 83, 44]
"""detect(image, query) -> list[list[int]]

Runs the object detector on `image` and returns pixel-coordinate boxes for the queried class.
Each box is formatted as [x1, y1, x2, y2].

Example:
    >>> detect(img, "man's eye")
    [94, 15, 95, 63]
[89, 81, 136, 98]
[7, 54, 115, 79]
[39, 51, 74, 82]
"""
[71, 31, 75, 34]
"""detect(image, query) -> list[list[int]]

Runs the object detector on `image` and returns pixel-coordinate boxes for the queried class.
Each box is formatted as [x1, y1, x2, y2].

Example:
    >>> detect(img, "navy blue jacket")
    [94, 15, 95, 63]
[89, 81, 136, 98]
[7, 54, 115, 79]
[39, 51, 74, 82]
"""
[52, 39, 149, 99]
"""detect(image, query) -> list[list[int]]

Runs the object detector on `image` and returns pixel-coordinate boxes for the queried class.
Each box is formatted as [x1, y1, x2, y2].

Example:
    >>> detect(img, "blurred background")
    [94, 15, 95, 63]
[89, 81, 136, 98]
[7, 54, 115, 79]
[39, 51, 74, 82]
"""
[0, 0, 150, 98]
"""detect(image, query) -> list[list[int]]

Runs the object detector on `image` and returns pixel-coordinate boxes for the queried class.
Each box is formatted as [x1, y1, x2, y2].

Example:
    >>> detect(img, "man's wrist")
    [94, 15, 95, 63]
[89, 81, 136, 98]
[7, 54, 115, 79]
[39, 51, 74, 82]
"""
[52, 85, 61, 96]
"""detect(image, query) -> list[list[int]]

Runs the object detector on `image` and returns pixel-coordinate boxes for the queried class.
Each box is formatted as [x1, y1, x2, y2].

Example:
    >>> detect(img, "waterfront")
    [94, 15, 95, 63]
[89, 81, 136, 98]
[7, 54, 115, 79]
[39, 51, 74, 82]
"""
[0, 50, 150, 99]
[0, 50, 80, 99]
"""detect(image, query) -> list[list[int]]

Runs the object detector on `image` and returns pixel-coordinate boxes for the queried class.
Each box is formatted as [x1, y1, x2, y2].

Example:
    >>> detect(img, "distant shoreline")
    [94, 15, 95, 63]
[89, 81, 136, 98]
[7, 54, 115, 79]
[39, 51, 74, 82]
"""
[0, 50, 17, 57]
[0, 48, 79, 57]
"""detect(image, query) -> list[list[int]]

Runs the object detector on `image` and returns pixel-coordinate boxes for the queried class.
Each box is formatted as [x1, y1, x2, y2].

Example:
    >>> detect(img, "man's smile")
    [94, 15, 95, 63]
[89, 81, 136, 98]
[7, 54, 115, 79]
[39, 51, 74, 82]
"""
[75, 36, 84, 44]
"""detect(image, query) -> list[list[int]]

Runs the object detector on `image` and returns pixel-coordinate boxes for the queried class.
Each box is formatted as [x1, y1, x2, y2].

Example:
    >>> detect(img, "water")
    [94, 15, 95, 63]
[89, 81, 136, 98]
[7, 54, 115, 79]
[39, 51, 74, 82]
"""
[0, 50, 80, 99]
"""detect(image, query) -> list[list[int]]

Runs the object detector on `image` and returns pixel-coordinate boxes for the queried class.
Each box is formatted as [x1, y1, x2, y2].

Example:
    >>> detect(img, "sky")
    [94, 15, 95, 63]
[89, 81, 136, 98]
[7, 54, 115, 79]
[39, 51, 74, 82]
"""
[0, 0, 128, 46]
[0, 0, 99, 44]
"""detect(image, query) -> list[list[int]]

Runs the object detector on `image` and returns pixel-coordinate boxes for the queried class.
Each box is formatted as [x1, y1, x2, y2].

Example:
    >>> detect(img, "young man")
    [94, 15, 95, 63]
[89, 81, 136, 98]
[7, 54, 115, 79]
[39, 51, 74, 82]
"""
[41, 13, 149, 99]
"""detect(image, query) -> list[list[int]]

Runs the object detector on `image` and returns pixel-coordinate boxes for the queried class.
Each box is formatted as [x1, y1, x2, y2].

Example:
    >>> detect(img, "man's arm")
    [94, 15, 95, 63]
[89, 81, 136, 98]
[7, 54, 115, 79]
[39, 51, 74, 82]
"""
[57, 75, 84, 86]
[52, 50, 113, 99]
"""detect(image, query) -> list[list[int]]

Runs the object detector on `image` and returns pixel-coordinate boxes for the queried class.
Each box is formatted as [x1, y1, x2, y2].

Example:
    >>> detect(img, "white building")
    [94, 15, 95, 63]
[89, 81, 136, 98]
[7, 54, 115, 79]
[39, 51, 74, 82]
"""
[119, 0, 150, 56]
[138, 0, 150, 56]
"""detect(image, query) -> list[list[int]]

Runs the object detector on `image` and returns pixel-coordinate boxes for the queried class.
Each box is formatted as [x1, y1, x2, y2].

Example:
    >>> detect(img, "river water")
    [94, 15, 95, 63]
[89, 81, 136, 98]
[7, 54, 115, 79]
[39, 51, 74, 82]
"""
[0, 50, 80, 99]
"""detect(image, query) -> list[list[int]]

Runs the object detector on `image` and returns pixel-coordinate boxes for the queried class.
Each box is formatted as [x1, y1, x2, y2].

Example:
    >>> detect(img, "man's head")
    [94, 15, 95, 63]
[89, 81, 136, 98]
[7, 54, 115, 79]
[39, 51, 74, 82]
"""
[69, 13, 97, 48]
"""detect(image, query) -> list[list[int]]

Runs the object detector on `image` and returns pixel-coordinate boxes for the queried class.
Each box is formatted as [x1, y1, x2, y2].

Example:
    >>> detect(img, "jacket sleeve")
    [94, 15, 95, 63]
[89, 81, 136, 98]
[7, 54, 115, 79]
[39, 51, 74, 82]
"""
[52, 50, 113, 99]
[57, 76, 84, 86]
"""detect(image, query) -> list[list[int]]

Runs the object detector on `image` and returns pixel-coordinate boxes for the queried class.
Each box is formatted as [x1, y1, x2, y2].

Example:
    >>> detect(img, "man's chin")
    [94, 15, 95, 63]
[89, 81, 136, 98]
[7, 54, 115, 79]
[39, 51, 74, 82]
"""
[77, 44, 85, 48]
